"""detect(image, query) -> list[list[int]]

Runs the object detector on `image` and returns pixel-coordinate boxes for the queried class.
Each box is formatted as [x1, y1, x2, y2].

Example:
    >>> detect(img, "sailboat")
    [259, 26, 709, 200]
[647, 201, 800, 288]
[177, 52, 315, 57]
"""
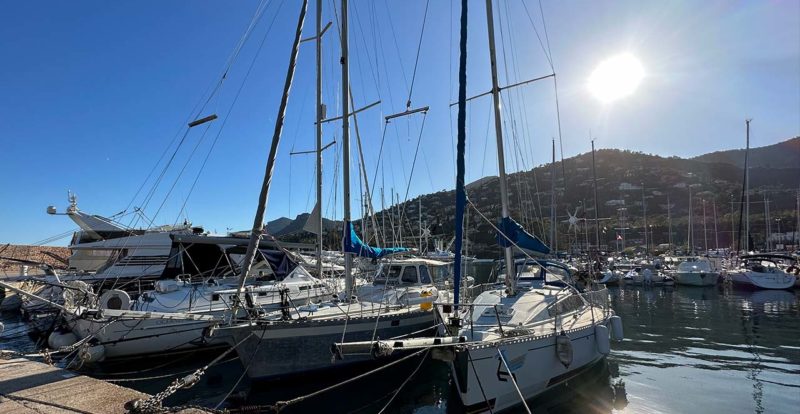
[727, 120, 795, 290]
[210, 0, 443, 380]
[337, 2, 623, 412]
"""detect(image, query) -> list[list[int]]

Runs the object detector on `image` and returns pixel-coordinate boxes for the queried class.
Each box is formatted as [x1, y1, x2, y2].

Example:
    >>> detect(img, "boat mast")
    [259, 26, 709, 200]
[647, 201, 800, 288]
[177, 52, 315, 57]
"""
[550, 139, 557, 253]
[667, 193, 673, 252]
[452, 0, 468, 306]
[744, 119, 750, 252]
[484, 0, 516, 294]
[341, 0, 353, 300]
[713, 199, 718, 251]
[763, 192, 769, 251]
[641, 183, 647, 257]
[702, 199, 708, 253]
[796, 189, 799, 249]
[315, 0, 324, 279]
[419, 197, 423, 252]
[234, 0, 309, 307]
[688, 184, 693, 254]
[591, 139, 600, 253]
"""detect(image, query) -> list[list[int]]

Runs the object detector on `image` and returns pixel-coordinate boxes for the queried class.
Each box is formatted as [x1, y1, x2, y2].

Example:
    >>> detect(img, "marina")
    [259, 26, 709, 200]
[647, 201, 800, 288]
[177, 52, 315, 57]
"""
[1, 1, 799, 413]
[3, 284, 798, 413]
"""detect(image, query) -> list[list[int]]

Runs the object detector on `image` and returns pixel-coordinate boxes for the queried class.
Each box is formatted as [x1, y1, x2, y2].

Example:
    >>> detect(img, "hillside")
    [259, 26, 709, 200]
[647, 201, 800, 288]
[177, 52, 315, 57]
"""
[267, 213, 338, 237]
[693, 136, 800, 169]
[265, 217, 293, 235]
[274, 137, 800, 257]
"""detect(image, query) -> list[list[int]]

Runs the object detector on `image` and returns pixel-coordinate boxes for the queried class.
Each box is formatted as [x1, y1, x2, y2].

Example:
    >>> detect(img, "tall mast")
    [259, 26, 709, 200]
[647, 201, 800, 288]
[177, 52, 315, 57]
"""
[667, 193, 673, 251]
[641, 184, 647, 256]
[235, 0, 309, 305]
[744, 119, 750, 252]
[763, 192, 769, 251]
[381, 187, 386, 245]
[452, 0, 468, 306]
[713, 199, 718, 250]
[591, 139, 600, 252]
[795, 189, 800, 249]
[550, 139, 557, 252]
[702, 199, 708, 253]
[315, 0, 324, 279]
[484, 0, 516, 294]
[730, 196, 736, 251]
[688, 185, 693, 254]
[796, 189, 800, 249]
[341, 0, 353, 300]
[419, 197, 423, 252]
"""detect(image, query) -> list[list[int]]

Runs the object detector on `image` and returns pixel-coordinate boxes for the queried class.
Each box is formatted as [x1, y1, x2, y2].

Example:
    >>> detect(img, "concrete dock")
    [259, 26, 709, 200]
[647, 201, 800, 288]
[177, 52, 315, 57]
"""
[0, 357, 209, 413]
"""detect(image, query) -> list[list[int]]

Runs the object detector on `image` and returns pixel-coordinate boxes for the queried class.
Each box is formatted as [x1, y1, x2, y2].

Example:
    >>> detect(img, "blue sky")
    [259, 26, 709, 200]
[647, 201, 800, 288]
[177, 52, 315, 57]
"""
[0, 0, 798, 245]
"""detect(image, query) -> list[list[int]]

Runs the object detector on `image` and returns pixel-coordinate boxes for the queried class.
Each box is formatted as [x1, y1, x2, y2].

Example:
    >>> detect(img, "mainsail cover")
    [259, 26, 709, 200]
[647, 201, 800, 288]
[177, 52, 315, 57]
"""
[257, 249, 298, 279]
[496, 217, 551, 255]
[343, 221, 409, 259]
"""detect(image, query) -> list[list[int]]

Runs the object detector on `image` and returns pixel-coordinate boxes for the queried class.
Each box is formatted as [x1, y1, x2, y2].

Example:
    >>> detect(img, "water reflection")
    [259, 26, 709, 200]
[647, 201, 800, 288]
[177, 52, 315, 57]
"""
[608, 285, 800, 414]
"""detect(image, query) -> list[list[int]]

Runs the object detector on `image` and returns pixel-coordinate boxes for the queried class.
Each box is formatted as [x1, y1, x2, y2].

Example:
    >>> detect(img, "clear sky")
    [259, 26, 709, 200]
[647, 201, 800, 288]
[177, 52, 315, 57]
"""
[0, 0, 798, 245]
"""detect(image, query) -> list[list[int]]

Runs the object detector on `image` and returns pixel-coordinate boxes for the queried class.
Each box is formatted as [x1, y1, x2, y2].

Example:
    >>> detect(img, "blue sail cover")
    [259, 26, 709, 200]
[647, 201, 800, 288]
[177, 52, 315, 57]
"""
[496, 217, 551, 255]
[343, 221, 409, 259]
[257, 249, 298, 280]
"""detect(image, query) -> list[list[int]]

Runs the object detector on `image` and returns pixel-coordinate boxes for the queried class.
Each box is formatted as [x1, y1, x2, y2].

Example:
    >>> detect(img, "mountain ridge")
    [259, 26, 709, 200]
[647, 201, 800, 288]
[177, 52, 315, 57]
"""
[270, 137, 800, 256]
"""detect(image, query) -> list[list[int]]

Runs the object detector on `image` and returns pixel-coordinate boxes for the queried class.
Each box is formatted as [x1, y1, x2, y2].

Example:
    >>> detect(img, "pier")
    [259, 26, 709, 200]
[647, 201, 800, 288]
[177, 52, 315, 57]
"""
[0, 357, 208, 413]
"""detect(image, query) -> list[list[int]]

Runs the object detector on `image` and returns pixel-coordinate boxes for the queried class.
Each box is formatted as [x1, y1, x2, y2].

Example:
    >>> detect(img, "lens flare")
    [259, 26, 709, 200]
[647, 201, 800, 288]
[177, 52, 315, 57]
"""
[588, 53, 644, 103]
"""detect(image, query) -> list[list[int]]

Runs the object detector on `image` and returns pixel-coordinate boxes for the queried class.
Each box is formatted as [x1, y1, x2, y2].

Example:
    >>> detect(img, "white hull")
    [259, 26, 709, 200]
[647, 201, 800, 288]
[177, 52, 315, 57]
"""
[451, 321, 606, 413]
[67, 310, 222, 360]
[728, 270, 795, 290]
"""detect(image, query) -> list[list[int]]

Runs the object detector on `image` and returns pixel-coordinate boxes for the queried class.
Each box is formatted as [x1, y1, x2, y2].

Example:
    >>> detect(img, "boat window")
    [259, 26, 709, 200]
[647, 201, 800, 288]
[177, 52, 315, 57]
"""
[375, 265, 403, 284]
[401, 266, 418, 284]
[419, 265, 431, 283]
[545, 265, 569, 280]
[517, 263, 541, 275]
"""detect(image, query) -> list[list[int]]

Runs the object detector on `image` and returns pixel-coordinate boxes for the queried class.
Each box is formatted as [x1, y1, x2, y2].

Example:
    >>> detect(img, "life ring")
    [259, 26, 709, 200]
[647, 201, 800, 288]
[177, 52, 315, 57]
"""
[98, 289, 131, 310]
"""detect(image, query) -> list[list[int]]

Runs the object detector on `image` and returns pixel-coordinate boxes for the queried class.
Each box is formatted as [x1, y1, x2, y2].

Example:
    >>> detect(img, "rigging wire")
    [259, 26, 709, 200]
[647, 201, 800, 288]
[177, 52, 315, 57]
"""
[171, 0, 289, 225]
[405, 0, 430, 109]
[126, 0, 275, 229]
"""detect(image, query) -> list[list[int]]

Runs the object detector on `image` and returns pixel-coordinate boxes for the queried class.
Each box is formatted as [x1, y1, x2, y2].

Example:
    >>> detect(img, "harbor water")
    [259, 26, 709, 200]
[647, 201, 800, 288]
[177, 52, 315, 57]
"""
[2, 285, 798, 413]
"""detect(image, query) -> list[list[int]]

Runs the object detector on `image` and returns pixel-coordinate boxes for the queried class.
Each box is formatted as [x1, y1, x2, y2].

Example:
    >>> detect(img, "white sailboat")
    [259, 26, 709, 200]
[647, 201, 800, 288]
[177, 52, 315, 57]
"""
[728, 254, 795, 290]
[212, 0, 442, 380]
[338, 2, 623, 412]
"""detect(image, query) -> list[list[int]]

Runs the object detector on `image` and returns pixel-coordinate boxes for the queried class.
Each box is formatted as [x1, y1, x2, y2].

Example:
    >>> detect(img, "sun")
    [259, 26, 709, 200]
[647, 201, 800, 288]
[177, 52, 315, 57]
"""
[588, 53, 644, 103]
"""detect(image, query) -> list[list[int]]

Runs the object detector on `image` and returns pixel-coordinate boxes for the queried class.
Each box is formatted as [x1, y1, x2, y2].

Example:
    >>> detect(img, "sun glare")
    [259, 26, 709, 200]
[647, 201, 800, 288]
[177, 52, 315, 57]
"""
[588, 53, 644, 103]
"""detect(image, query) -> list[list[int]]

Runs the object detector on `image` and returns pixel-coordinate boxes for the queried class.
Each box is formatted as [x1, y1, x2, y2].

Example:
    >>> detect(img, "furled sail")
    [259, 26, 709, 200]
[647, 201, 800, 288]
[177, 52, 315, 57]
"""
[343, 221, 409, 259]
[496, 217, 551, 255]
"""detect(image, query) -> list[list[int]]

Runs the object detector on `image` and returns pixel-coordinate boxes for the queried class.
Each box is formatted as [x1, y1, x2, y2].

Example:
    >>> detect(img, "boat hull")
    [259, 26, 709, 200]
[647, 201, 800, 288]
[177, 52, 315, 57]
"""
[729, 270, 795, 290]
[222, 309, 435, 380]
[451, 321, 605, 413]
[68, 312, 223, 360]
[673, 271, 719, 286]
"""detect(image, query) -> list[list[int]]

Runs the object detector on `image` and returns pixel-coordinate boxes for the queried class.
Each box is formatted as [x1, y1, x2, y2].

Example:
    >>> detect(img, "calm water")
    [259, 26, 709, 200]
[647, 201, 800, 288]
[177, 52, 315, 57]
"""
[2, 285, 799, 413]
